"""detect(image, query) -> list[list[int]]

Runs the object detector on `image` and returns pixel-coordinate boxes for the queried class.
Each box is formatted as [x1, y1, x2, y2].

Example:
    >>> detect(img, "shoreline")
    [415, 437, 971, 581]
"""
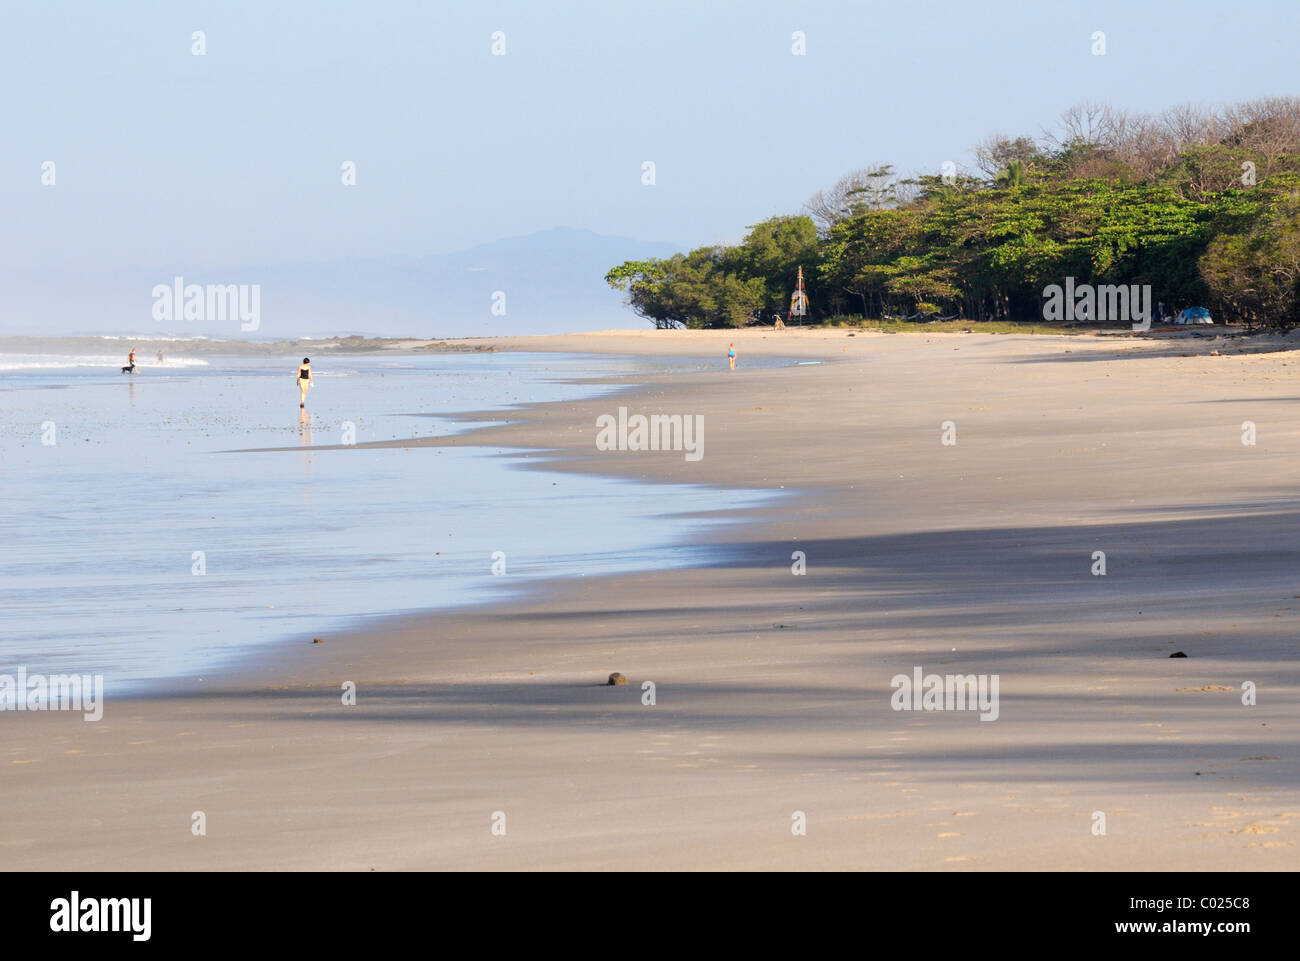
[161, 338, 825, 694]
[4, 329, 1298, 870]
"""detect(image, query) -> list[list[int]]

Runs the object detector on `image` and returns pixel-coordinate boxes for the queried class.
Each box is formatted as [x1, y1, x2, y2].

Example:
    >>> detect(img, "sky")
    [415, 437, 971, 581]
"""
[2, 0, 1298, 276]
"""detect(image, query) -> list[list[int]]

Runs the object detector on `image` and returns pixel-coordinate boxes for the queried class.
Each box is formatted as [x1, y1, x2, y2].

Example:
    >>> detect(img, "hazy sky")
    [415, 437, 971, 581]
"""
[4, 0, 1298, 272]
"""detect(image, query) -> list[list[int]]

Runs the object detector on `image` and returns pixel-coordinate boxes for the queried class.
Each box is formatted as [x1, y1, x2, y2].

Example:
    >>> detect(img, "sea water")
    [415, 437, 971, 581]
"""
[0, 349, 779, 693]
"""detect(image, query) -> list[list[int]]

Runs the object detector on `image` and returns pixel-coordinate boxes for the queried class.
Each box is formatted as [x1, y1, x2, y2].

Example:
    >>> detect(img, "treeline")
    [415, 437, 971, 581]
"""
[606, 99, 1300, 330]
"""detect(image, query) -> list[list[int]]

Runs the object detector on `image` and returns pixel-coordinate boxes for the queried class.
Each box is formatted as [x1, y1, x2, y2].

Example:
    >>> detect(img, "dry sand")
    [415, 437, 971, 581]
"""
[3, 328, 1298, 870]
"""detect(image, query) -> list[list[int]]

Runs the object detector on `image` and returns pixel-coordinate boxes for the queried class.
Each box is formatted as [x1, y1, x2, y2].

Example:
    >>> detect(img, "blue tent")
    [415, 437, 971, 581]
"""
[1174, 306, 1213, 325]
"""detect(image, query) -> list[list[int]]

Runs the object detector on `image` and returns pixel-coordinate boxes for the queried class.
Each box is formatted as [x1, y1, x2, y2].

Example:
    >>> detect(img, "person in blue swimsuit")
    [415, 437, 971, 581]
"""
[728, 343, 736, 371]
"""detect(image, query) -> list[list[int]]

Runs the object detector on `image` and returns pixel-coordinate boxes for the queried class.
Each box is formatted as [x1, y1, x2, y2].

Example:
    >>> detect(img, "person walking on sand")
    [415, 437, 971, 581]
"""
[297, 357, 313, 408]
[728, 343, 736, 371]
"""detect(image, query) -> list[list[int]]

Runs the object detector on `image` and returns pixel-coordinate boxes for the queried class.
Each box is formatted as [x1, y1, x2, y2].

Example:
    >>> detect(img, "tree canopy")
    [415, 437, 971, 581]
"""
[608, 98, 1300, 331]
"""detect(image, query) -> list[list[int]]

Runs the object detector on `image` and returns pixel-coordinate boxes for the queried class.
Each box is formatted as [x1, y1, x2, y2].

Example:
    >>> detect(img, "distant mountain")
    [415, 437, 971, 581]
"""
[0, 228, 682, 339]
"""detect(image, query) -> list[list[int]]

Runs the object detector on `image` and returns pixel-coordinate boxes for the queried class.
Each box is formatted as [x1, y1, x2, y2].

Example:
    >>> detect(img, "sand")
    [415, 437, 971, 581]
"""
[3, 328, 1298, 870]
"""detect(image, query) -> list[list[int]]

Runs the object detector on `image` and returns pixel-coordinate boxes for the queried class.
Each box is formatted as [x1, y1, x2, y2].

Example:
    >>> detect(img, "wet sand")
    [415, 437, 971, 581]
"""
[3, 328, 1298, 870]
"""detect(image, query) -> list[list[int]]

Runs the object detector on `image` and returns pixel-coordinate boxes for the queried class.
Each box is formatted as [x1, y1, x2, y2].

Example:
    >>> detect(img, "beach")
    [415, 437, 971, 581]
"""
[0, 348, 779, 689]
[2, 328, 1298, 870]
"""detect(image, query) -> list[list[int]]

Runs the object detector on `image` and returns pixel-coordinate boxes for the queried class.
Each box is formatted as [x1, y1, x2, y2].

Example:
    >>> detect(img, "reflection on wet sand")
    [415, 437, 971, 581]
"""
[298, 407, 314, 476]
[1, 351, 771, 689]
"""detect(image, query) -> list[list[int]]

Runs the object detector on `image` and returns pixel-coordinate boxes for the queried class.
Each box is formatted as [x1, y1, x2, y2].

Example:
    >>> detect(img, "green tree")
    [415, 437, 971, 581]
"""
[1201, 187, 1300, 329]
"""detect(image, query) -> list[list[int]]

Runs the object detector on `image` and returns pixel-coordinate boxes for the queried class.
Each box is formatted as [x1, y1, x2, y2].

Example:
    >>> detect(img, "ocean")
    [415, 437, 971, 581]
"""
[0, 344, 779, 694]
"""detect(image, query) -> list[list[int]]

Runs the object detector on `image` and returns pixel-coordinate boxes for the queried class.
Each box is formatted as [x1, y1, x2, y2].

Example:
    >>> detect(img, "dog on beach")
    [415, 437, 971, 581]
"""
[122, 365, 136, 374]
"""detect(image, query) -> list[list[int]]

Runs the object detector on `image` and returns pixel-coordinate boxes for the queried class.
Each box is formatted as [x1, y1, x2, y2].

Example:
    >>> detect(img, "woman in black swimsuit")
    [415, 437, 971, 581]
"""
[297, 357, 313, 408]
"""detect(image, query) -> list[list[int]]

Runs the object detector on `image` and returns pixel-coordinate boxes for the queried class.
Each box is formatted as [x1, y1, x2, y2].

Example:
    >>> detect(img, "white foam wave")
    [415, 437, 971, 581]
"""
[0, 354, 211, 371]
[90, 335, 219, 342]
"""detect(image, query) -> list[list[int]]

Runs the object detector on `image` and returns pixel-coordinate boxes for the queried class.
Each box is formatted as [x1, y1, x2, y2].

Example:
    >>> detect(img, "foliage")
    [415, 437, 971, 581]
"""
[1200, 183, 1300, 329]
[607, 98, 1300, 331]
